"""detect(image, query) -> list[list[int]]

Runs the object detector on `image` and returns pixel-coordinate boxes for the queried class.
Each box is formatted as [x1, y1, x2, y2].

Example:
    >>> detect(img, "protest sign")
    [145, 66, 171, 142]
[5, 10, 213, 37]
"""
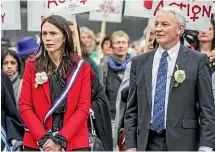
[1, 0, 21, 30]
[124, 0, 153, 18]
[152, 0, 213, 31]
[89, 0, 123, 23]
[28, 0, 72, 31]
[45, 0, 102, 15]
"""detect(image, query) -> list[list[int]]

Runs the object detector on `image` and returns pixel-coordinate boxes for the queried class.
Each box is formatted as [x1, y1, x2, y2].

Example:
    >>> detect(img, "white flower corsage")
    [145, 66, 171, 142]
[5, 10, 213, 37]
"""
[173, 64, 186, 88]
[35, 72, 48, 88]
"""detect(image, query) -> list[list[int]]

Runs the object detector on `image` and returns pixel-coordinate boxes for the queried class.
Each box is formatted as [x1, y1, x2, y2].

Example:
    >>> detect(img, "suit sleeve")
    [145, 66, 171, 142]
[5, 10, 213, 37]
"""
[197, 54, 215, 148]
[19, 62, 47, 141]
[124, 60, 138, 149]
[58, 62, 91, 142]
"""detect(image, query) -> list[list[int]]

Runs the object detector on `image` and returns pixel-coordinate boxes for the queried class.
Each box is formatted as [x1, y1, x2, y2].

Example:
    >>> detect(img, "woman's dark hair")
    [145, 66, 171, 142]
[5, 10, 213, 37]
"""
[67, 21, 90, 58]
[36, 15, 76, 78]
[196, 15, 215, 50]
[153, 39, 158, 49]
[1, 49, 23, 76]
[101, 36, 110, 49]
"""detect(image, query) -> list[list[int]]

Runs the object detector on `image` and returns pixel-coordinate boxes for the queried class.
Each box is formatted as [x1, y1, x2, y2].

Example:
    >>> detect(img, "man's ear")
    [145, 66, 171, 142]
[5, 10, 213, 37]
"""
[178, 25, 185, 36]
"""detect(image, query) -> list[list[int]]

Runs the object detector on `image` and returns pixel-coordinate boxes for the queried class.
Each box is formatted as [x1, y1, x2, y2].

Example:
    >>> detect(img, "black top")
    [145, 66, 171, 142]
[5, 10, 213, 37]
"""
[49, 71, 67, 132]
[196, 49, 215, 73]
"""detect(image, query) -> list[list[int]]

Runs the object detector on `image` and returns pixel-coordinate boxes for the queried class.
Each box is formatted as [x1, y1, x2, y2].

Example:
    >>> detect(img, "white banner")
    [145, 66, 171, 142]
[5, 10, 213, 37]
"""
[124, 0, 153, 18]
[27, 0, 73, 31]
[1, 0, 21, 30]
[152, 0, 213, 31]
[89, 0, 123, 23]
[45, 0, 102, 15]
[212, 1, 215, 14]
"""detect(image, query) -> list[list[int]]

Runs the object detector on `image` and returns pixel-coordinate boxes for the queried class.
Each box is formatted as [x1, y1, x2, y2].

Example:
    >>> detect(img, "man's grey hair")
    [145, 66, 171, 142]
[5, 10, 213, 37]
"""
[158, 6, 186, 28]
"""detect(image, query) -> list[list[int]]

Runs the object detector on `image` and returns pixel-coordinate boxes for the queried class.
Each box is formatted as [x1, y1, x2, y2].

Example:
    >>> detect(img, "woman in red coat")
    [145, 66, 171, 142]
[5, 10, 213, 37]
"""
[19, 15, 91, 151]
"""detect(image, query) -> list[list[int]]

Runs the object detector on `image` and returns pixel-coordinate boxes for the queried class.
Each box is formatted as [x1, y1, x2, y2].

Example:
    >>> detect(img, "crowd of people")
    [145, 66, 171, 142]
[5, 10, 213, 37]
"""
[1, 5, 215, 151]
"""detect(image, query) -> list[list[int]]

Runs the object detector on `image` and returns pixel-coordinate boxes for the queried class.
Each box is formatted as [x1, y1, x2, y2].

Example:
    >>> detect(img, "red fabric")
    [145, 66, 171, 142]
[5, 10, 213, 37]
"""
[19, 61, 91, 150]
[118, 128, 126, 151]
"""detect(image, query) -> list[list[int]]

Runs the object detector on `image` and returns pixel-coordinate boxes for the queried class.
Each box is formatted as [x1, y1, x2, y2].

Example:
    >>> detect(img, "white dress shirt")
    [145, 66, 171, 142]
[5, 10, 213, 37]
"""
[151, 42, 180, 126]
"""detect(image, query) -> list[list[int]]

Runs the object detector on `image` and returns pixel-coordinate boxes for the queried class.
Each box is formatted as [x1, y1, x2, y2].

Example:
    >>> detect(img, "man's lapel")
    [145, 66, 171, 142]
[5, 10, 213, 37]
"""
[144, 51, 156, 108]
[169, 45, 190, 94]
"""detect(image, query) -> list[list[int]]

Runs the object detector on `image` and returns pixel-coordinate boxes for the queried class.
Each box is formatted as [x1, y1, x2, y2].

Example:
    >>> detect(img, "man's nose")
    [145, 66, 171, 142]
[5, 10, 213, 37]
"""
[155, 24, 162, 32]
[119, 42, 123, 47]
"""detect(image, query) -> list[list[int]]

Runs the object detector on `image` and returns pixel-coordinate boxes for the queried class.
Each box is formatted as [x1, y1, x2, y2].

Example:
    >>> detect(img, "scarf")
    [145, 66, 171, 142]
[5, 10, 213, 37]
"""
[108, 54, 132, 72]
[9, 72, 19, 83]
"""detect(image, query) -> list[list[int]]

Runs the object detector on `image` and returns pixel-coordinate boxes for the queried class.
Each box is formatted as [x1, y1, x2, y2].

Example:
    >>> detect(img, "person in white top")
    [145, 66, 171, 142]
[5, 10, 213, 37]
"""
[124, 6, 215, 151]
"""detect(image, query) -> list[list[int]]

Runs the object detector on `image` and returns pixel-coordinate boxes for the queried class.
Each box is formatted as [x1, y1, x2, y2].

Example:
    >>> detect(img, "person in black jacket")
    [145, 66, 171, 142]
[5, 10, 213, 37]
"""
[90, 75, 113, 151]
[1, 70, 24, 151]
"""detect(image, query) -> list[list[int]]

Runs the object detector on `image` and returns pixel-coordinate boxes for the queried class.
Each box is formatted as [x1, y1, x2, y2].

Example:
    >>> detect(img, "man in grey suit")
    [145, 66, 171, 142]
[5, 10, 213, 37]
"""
[124, 6, 215, 151]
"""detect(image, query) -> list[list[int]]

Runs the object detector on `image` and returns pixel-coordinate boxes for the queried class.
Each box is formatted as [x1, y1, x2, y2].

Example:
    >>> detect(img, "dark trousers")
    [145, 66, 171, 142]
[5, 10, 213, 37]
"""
[146, 129, 168, 151]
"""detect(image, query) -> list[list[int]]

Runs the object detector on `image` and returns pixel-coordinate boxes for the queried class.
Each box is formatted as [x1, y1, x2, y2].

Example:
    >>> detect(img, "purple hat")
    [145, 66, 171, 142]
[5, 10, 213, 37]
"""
[17, 37, 40, 58]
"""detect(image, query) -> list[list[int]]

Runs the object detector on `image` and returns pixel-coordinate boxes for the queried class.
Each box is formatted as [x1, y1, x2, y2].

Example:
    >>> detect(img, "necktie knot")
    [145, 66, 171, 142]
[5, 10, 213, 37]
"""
[162, 51, 169, 58]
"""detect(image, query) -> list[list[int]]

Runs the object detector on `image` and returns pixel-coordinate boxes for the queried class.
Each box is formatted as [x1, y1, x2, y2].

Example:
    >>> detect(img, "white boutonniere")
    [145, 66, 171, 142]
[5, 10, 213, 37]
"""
[35, 72, 48, 88]
[173, 64, 186, 88]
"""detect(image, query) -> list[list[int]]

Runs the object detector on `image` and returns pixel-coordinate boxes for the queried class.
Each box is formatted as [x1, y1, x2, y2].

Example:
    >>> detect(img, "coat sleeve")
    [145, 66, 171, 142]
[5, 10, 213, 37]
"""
[197, 54, 215, 148]
[19, 62, 47, 141]
[114, 62, 131, 147]
[124, 60, 138, 149]
[58, 62, 91, 142]
[1, 71, 24, 142]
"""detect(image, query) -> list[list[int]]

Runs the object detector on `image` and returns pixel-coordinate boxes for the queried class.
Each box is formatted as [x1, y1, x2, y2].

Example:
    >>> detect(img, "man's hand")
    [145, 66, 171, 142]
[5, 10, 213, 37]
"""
[42, 139, 61, 151]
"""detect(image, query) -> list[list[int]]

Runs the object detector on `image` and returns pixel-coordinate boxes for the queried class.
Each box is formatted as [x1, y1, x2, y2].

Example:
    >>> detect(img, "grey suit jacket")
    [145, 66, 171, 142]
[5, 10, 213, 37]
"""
[124, 45, 215, 151]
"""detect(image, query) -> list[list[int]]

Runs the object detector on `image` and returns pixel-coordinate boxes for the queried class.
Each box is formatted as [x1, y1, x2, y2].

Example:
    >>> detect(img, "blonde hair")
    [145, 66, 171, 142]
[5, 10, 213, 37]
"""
[80, 26, 96, 51]
[110, 30, 130, 47]
[80, 26, 96, 40]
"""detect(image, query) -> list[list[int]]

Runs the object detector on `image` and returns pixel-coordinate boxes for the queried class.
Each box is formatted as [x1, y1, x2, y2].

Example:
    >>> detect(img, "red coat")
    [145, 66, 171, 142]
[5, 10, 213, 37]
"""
[19, 60, 91, 150]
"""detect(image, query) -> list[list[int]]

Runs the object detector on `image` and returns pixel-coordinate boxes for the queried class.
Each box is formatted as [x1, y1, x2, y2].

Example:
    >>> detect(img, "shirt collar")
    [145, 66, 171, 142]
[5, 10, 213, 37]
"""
[158, 42, 180, 60]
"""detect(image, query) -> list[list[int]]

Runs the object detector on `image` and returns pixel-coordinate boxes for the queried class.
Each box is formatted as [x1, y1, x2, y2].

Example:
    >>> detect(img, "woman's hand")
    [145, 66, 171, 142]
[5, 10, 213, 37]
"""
[42, 139, 61, 151]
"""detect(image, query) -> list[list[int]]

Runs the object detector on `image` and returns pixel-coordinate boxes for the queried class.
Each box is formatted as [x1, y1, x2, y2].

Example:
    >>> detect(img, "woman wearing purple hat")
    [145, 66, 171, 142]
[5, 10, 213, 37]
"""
[17, 36, 41, 63]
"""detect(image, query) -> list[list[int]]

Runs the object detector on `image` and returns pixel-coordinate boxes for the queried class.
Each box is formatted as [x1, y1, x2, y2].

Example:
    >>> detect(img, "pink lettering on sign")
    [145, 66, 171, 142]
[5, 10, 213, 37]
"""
[153, 0, 164, 16]
[153, 1, 212, 22]
[1, 13, 5, 23]
[47, 0, 66, 8]
[143, 0, 153, 9]
[80, 0, 87, 4]
[1, 4, 5, 24]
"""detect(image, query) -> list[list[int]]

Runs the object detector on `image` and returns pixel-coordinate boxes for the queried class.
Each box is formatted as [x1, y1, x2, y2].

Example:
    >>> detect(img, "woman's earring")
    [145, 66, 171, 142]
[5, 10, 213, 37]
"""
[44, 50, 47, 57]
